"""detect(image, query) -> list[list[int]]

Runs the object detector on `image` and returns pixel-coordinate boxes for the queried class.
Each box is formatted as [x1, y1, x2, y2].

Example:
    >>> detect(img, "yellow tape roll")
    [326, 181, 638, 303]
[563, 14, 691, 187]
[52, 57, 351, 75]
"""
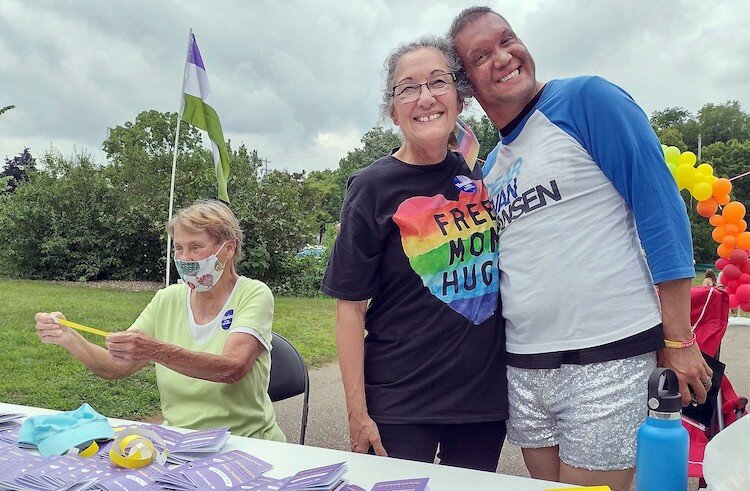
[108, 428, 168, 469]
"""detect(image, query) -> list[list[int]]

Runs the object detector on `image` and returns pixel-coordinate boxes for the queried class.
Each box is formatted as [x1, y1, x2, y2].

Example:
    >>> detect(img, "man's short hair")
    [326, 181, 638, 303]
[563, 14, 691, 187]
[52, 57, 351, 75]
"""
[448, 6, 507, 44]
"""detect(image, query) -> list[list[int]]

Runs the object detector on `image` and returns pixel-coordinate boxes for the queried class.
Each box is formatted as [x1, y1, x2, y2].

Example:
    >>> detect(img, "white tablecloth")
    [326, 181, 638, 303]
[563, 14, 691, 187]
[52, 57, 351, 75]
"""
[0, 402, 570, 490]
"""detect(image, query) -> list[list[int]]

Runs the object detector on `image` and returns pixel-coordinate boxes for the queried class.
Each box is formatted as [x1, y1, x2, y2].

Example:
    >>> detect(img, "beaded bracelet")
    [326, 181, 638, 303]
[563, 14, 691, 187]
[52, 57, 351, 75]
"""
[664, 332, 696, 349]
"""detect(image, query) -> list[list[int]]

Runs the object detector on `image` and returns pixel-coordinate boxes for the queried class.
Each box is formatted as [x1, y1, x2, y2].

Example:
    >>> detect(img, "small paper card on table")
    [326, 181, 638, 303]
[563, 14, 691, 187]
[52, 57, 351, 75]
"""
[280, 462, 348, 490]
[371, 478, 429, 491]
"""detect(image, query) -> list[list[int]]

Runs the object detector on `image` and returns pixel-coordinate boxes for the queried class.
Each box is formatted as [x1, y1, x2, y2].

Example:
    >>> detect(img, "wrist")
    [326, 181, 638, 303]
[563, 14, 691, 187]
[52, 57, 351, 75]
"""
[664, 332, 696, 349]
[347, 407, 369, 423]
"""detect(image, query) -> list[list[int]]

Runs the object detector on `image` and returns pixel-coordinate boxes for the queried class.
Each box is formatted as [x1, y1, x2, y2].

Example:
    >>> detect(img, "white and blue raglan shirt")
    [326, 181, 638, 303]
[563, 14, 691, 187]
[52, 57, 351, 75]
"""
[483, 76, 694, 358]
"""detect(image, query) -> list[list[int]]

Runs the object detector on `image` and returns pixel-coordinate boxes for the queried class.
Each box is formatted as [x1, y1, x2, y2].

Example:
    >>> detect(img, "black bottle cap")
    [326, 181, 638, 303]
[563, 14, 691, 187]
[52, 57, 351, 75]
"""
[647, 368, 683, 413]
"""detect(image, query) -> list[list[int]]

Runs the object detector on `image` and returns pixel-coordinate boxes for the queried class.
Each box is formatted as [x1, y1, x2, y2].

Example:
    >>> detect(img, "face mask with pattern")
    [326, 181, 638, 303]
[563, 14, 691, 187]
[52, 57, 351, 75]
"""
[174, 242, 228, 292]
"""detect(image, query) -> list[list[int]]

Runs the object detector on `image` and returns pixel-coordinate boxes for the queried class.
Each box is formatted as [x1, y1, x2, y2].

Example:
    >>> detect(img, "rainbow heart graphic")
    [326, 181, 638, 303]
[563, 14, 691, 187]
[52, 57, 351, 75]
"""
[393, 180, 499, 325]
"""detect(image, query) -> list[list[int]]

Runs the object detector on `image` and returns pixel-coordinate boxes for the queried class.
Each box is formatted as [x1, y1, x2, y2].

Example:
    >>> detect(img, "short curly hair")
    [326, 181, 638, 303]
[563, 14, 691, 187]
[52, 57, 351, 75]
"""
[380, 35, 472, 120]
[167, 199, 244, 266]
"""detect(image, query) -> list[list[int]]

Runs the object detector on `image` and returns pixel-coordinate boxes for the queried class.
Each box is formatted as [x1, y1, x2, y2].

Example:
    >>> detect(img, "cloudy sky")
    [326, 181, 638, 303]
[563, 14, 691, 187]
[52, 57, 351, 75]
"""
[1, 0, 749, 172]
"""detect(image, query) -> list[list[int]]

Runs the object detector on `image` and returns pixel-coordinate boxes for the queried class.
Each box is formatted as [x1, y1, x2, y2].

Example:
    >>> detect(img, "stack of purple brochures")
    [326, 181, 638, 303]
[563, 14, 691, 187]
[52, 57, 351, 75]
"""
[155, 450, 273, 490]
[276, 461, 348, 490]
[0, 424, 22, 446]
[0, 411, 22, 427]
[96, 424, 231, 465]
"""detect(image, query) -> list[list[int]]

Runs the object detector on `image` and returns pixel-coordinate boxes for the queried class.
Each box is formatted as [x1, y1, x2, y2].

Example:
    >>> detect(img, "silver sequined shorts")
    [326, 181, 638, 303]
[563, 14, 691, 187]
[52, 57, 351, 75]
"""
[507, 351, 657, 471]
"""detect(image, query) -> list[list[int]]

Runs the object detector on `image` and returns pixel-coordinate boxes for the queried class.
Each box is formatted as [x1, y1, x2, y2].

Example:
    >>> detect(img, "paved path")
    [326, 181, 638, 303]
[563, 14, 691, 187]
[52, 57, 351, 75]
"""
[273, 323, 750, 481]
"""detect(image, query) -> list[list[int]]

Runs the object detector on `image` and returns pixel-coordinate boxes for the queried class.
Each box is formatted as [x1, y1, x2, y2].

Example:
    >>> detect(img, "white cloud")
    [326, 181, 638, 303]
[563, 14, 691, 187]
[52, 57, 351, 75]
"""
[0, 0, 748, 170]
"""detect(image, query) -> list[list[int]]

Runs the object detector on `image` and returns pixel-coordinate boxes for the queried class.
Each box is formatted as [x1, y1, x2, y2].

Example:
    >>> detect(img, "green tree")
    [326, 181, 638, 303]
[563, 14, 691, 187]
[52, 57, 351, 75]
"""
[702, 138, 750, 208]
[1, 148, 36, 193]
[697, 101, 750, 147]
[300, 169, 340, 226]
[333, 125, 400, 211]
[650, 106, 698, 151]
[0, 151, 124, 280]
[464, 115, 500, 162]
[655, 128, 687, 152]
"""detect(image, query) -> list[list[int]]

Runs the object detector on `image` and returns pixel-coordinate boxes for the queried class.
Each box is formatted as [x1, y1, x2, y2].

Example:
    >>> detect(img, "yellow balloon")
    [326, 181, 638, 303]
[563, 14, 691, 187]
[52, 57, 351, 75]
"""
[666, 162, 677, 175]
[691, 182, 713, 201]
[674, 164, 693, 182]
[696, 163, 714, 175]
[679, 151, 697, 167]
[664, 146, 681, 165]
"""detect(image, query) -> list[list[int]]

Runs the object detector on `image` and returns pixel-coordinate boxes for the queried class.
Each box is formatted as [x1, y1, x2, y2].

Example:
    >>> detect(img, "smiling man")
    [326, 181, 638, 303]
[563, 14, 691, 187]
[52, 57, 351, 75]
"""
[449, 6, 712, 490]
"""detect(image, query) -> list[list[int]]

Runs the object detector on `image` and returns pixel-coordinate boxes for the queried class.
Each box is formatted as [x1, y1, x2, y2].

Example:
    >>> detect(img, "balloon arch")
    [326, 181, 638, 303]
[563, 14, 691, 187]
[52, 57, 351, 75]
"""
[662, 146, 750, 312]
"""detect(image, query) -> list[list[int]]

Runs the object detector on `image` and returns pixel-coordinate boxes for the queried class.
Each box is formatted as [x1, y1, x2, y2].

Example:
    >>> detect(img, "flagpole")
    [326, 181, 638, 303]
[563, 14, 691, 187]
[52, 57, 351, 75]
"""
[165, 28, 193, 287]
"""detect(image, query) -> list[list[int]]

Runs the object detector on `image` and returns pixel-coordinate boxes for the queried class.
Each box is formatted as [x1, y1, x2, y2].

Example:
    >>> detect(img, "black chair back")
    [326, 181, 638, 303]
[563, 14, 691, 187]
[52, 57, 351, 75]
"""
[268, 332, 310, 444]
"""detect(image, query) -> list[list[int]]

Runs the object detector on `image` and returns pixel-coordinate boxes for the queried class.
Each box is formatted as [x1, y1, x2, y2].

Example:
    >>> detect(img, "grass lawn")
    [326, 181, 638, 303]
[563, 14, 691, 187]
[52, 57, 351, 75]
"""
[0, 278, 336, 420]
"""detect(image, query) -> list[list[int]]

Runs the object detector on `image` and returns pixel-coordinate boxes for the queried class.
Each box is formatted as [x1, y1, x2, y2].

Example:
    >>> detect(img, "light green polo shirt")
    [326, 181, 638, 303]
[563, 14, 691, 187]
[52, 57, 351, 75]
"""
[132, 277, 285, 441]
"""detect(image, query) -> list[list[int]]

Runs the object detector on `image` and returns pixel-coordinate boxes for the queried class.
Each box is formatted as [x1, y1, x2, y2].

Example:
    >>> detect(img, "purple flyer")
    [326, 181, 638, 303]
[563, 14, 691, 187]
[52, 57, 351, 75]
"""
[370, 478, 429, 491]
[280, 462, 347, 490]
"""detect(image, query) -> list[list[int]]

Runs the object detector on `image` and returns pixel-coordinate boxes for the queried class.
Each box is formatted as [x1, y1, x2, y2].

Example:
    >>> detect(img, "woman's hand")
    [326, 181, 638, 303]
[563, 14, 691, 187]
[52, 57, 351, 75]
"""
[106, 329, 163, 362]
[34, 312, 73, 346]
[348, 411, 387, 456]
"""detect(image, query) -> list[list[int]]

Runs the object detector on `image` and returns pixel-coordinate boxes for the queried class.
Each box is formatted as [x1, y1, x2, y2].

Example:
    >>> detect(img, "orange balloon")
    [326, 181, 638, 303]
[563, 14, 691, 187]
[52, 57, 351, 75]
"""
[718, 243, 734, 259]
[712, 226, 726, 243]
[696, 198, 718, 217]
[723, 201, 747, 223]
[737, 232, 750, 250]
[709, 214, 725, 227]
[723, 235, 736, 246]
[717, 194, 731, 206]
[726, 224, 739, 235]
[713, 178, 732, 197]
[739, 220, 748, 233]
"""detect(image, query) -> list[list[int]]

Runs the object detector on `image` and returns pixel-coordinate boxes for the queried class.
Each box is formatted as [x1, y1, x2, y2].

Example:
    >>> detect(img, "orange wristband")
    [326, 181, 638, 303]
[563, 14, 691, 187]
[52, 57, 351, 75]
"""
[664, 332, 696, 349]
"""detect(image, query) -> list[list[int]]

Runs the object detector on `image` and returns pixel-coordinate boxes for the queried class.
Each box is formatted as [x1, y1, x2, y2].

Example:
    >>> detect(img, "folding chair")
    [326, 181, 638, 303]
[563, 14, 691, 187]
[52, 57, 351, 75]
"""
[683, 286, 748, 488]
[268, 332, 310, 445]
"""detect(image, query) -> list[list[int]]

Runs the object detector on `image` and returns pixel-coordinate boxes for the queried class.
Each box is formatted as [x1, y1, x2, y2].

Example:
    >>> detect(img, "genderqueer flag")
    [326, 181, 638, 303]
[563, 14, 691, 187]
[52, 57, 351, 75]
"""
[182, 33, 230, 202]
[454, 118, 480, 171]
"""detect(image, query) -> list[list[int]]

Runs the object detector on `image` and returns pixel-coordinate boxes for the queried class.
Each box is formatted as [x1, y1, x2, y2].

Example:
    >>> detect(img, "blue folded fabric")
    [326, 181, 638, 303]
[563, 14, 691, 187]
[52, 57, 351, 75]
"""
[18, 403, 115, 457]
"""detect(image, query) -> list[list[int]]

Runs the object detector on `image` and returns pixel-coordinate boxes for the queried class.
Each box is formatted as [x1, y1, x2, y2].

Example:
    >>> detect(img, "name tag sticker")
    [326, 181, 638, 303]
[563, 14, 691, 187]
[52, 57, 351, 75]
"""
[221, 310, 234, 330]
[453, 175, 477, 193]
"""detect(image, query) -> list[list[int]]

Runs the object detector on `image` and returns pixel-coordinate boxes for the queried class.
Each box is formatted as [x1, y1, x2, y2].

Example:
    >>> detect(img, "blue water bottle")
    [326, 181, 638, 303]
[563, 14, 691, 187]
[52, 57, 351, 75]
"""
[635, 368, 689, 491]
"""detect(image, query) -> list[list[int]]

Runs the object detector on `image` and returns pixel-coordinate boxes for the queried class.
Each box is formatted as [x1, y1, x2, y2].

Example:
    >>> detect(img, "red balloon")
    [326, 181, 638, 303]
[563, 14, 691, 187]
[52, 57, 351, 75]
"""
[729, 294, 740, 309]
[723, 264, 742, 280]
[742, 262, 750, 275]
[738, 273, 750, 285]
[737, 284, 750, 303]
[724, 281, 738, 293]
[729, 248, 749, 265]
[741, 302, 750, 313]
[716, 258, 730, 270]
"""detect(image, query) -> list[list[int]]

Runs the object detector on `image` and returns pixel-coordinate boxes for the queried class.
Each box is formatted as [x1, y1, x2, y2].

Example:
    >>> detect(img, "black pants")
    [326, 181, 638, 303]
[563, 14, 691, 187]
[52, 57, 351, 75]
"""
[371, 420, 506, 472]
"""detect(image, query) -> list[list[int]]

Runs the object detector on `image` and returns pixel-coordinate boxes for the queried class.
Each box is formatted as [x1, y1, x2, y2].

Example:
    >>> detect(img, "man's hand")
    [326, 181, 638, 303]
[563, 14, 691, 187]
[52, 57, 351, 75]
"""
[659, 344, 713, 406]
[347, 412, 387, 456]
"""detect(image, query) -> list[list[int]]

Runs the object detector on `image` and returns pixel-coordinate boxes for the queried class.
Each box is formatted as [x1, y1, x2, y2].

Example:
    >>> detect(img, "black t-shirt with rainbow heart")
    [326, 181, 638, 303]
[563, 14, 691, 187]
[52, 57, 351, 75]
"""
[322, 150, 507, 424]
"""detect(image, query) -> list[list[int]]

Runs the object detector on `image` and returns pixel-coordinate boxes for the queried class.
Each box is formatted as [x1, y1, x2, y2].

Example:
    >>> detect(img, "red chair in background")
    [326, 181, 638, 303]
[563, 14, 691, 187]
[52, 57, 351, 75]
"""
[684, 286, 748, 487]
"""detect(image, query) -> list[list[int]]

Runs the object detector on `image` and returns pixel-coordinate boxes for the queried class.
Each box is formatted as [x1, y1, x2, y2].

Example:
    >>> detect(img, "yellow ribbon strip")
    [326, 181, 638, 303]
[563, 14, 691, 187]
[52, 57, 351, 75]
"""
[109, 428, 168, 469]
[56, 318, 109, 337]
[66, 440, 99, 458]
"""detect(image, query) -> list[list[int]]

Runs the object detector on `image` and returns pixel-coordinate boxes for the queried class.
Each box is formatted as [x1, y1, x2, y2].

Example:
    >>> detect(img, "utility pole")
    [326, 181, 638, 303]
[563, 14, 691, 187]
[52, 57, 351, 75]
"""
[697, 134, 702, 163]
[260, 158, 270, 178]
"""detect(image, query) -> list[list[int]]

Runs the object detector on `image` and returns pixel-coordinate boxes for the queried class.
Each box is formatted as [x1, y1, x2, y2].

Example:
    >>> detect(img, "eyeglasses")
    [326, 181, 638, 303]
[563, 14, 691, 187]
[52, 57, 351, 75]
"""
[392, 72, 456, 103]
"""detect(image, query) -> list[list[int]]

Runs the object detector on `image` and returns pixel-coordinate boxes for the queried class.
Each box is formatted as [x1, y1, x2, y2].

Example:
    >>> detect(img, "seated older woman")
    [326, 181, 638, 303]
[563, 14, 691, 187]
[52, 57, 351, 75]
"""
[322, 36, 507, 471]
[34, 199, 284, 441]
